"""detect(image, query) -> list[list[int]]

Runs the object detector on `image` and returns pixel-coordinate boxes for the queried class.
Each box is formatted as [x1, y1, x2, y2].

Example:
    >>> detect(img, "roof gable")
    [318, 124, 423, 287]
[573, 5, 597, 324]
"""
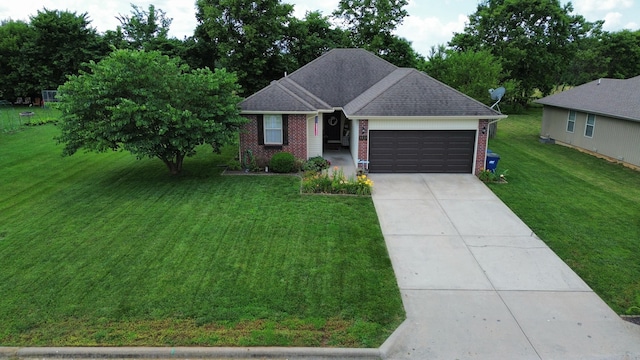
[240, 80, 318, 113]
[344, 68, 502, 118]
[536, 76, 640, 122]
[287, 48, 398, 107]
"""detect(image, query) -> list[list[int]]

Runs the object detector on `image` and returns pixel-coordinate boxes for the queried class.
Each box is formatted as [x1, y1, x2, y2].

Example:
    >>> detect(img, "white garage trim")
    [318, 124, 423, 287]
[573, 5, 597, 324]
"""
[368, 118, 479, 131]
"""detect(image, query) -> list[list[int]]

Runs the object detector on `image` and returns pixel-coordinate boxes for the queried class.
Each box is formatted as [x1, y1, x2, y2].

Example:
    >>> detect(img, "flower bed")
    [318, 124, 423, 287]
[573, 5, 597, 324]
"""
[301, 166, 373, 195]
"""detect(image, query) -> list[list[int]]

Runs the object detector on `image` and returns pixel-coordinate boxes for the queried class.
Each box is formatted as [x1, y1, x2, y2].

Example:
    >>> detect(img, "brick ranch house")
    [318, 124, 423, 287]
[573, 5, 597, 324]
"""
[239, 48, 506, 174]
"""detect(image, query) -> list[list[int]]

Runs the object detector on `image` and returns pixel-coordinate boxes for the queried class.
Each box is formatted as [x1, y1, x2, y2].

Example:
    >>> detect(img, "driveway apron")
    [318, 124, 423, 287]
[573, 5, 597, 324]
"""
[372, 174, 640, 360]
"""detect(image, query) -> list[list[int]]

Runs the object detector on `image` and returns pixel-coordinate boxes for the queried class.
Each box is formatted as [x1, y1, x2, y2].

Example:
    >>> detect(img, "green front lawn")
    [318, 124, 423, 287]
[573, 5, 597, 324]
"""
[0, 125, 404, 347]
[487, 108, 640, 315]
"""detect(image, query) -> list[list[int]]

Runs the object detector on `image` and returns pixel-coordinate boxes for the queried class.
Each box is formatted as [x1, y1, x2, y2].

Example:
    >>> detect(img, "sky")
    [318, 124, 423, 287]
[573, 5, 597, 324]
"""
[1, 0, 639, 57]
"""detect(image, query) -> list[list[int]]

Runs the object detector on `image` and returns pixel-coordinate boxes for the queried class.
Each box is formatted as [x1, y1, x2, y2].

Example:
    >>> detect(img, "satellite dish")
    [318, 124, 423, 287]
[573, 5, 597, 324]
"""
[488, 86, 506, 113]
[489, 87, 506, 101]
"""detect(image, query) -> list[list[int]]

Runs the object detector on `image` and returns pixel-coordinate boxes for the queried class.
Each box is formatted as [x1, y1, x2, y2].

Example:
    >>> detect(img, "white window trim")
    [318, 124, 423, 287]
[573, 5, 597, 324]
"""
[264, 114, 283, 145]
[584, 114, 595, 138]
[567, 110, 576, 133]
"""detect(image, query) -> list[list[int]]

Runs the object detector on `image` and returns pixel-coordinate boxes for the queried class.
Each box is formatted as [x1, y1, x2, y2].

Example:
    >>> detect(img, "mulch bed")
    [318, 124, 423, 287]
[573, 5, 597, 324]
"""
[622, 316, 640, 326]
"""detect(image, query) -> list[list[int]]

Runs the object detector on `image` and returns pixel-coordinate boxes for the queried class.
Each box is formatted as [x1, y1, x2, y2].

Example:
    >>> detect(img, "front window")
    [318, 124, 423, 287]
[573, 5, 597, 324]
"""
[585, 114, 595, 138]
[264, 114, 283, 144]
[567, 110, 576, 133]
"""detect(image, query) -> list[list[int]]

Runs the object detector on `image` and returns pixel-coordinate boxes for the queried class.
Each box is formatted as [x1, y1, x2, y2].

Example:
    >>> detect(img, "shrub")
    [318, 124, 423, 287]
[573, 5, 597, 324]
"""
[478, 169, 508, 183]
[269, 152, 296, 173]
[227, 159, 242, 171]
[301, 167, 373, 195]
[243, 150, 260, 172]
[303, 156, 331, 173]
[478, 170, 496, 183]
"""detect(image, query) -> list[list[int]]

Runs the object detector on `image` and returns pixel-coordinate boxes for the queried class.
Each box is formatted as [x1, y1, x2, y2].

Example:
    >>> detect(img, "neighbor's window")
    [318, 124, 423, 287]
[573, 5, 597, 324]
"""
[567, 110, 576, 132]
[585, 114, 595, 138]
[264, 114, 283, 144]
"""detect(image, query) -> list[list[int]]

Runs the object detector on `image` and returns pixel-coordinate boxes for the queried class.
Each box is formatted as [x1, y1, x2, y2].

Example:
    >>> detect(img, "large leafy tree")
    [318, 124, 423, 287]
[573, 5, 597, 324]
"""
[600, 30, 640, 79]
[449, 0, 601, 103]
[373, 34, 422, 68]
[195, 0, 294, 95]
[25, 9, 107, 97]
[561, 34, 609, 86]
[0, 20, 36, 101]
[111, 4, 191, 65]
[423, 45, 516, 106]
[116, 4, 172, 50]
[55, 49, 246, 175]
[332, 0, 417, 66]
[286, 11, 350, 70]
[333, 0, 407, 47]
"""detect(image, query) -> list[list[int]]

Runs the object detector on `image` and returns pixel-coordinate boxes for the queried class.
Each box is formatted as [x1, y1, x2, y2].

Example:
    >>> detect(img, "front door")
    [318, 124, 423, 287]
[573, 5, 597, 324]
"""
[323, 111, 341, 144]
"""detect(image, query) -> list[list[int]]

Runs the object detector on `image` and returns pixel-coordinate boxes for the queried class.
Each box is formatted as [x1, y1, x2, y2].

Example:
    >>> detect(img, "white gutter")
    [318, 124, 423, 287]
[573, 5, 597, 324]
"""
[346, 114, 508, 121]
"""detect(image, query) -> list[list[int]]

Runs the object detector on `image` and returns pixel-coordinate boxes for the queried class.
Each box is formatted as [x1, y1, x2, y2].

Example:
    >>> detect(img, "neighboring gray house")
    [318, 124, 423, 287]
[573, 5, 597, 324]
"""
[239, 48, 505, 174]
[536, 76, 640, 168]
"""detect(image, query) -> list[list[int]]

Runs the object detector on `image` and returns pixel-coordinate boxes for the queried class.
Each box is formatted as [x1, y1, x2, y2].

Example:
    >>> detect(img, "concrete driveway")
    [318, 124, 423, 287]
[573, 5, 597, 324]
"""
[371, 174, 640, 360]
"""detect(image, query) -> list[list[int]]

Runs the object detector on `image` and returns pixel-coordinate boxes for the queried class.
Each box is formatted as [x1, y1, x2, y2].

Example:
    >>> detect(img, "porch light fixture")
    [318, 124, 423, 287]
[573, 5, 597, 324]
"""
[361, 125, 366, 135]
[482, 126, 487, 134]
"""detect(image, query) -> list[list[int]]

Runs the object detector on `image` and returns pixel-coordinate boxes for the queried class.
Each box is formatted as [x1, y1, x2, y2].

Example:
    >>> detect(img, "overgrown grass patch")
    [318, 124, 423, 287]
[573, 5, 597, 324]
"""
[487, 108, 640, 315]
[0, 125, 404, 346]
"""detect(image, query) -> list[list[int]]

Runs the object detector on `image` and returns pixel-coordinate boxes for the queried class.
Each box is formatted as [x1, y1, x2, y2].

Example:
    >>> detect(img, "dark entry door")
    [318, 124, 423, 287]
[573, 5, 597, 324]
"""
[368, 130, 476, 173]
[323, 111, 341, 143]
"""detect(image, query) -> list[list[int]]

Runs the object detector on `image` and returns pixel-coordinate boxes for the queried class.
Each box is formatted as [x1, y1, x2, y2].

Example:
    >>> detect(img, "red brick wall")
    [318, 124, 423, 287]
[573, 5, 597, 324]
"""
[239, 114, 308, 164]
[475, 119, 489, 174]
[358, 120, 369, 168]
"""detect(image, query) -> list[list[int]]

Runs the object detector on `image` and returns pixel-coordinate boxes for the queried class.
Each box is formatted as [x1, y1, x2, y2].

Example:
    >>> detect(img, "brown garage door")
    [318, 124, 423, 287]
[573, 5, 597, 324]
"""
[369, 130, 476, 173]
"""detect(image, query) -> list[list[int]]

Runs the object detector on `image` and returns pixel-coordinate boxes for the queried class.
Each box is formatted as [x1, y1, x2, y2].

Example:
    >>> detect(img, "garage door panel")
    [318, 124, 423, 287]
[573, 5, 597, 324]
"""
[369, 130, 475, 173]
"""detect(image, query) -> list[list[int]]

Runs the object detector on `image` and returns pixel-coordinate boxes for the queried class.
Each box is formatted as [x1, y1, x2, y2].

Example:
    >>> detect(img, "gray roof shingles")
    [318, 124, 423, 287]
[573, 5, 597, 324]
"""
[535, 76, 640, 122]
[239, 80, 317, 113]
[345, 68, 500, 117]
[240, 48, 502, 118]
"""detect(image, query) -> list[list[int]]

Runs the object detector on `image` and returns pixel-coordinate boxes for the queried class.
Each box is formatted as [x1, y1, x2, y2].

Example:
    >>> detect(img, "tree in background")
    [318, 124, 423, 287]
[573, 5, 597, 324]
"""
[333, 0, 407, 47]
[561, 34, 609, 86]
[0, 10, 107, 101]
[600, 30, 640, 79]
[117, 4, 172, 50]
[449, 0, 601, 104]
[372, 34, 423, 68]
[0, 20, 36, 101]
[55, 49, 245, 175]
[286, 11, 350, 70]
[195, 0, 294, 95]
[423, 45, 516, 106]
[27, 9, 107, 97]
[332, 0, 417, 66]
[111, 4, 196, 66]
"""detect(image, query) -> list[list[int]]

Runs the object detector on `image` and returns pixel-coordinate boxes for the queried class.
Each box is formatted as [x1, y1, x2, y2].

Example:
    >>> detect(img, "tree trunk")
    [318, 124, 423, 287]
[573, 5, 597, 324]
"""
[161, 152, 184, 175]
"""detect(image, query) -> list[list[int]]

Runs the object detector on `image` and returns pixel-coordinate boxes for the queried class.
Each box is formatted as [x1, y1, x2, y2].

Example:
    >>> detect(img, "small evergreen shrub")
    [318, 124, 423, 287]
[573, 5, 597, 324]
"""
[269, 152, 296, 173]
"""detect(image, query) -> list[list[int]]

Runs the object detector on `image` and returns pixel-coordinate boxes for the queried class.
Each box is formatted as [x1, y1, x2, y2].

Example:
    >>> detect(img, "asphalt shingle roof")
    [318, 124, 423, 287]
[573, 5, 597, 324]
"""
[240, 48, 503, 118]
[344, 68, 501, 118]
[535, 76, 640, 122]
[240, 80, 318, 113]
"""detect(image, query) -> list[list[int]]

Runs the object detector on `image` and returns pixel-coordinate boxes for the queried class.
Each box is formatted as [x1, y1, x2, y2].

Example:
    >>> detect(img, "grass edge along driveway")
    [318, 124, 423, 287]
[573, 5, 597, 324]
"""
[487, 108, 640, 316]
[0, 124, 405, 347]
